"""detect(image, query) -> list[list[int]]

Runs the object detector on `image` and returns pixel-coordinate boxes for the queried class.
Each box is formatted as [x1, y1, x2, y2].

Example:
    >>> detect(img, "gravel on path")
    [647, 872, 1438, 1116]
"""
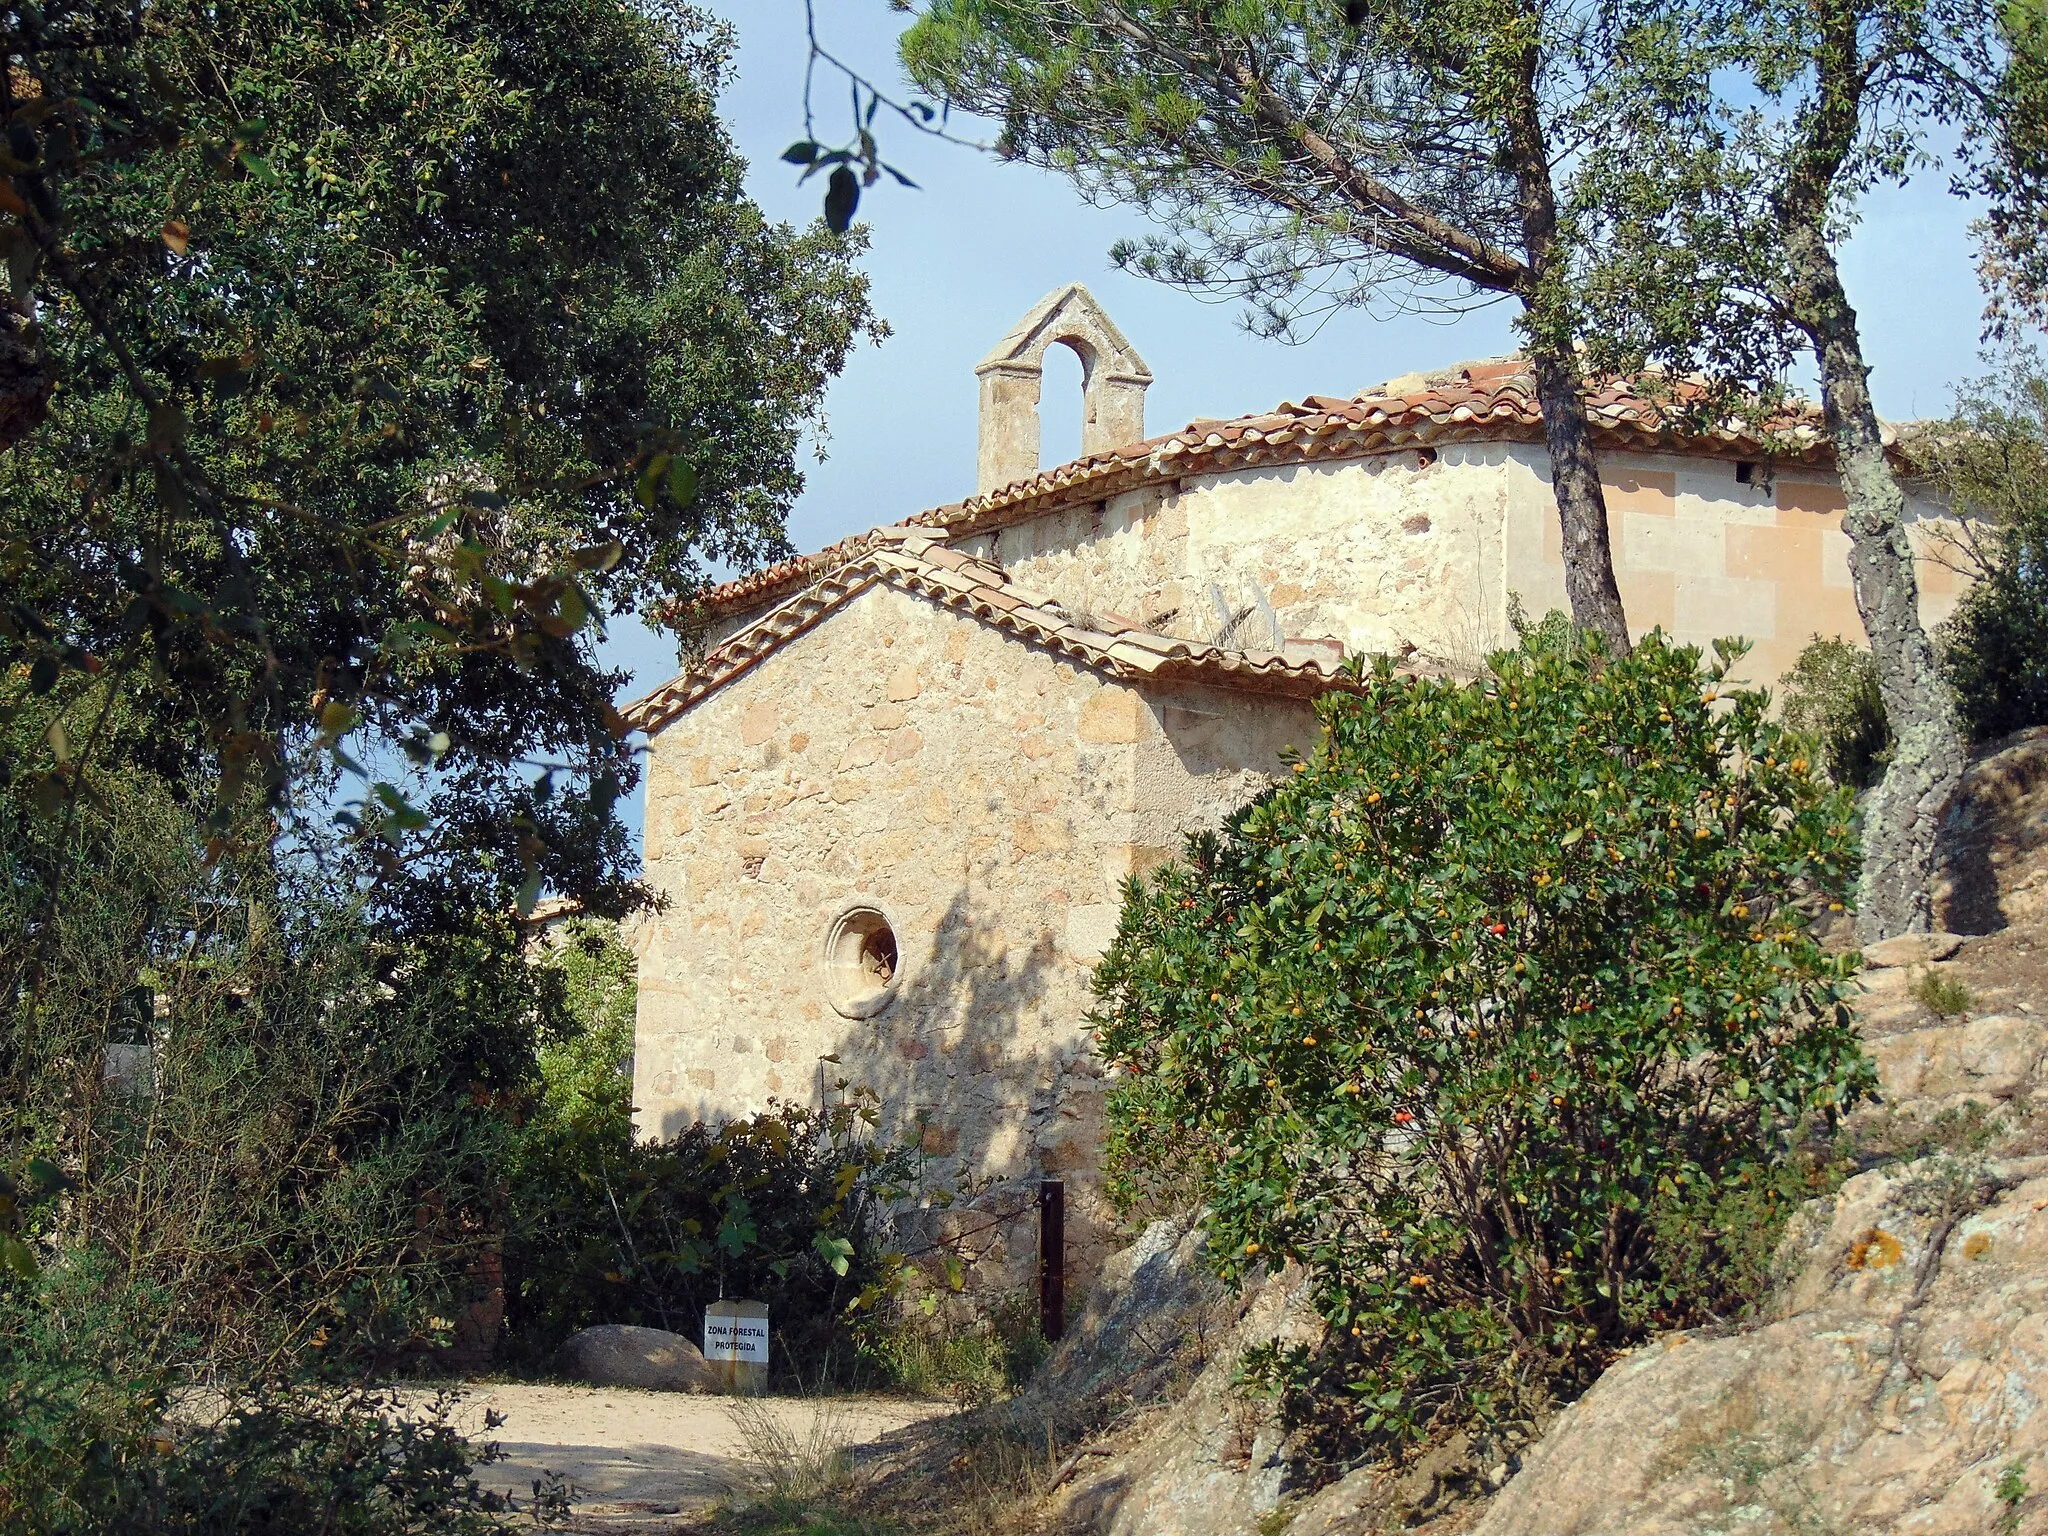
[421, 1383, 949, 1530]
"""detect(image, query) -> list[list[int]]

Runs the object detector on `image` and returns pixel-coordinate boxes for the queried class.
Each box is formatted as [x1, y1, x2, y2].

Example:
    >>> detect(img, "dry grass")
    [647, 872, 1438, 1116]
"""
[721, 1395, 860, 1506]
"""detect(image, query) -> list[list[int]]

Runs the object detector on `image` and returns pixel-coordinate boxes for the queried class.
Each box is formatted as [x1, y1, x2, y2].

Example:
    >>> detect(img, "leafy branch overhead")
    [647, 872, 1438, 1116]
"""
[788, 0, 982, 231]
[902, 0, 1657, 650]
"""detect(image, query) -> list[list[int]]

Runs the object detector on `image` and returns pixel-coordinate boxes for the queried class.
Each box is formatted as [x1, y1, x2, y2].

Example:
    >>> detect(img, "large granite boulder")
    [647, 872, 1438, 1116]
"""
[1468, 1156, 2048, 1536]
[555, 1324, 716, 1392]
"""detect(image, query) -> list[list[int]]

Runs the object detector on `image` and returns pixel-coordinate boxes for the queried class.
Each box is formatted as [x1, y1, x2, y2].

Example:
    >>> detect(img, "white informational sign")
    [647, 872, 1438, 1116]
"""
[704, 1299, 770, 1365]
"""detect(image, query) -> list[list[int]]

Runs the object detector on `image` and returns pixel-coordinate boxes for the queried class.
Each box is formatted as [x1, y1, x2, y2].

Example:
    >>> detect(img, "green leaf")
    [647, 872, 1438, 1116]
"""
[372, 782, 428, 831]
[812, 1232, 855, 1276]
[27, 655, 56, 695]
[635, 454, 668, 509]
[0, 1234, 36, 1280]
[556, 582, 590, 632]
[569, 541, 624, 573]
[237, 150, 281, 186]
[782, 140, 822, 165]
[666, 456, 699, 508]
[823, 165, 859, 233]
[716, 1210, 758, 1256]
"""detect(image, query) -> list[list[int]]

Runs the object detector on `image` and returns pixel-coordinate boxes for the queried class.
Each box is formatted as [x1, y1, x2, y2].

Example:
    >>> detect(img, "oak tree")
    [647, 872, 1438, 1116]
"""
[1568, 0, 2017, 938]
[0, 0, 876, 931]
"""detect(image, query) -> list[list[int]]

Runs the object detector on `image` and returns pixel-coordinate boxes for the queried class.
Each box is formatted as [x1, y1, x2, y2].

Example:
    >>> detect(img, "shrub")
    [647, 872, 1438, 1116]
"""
[532, 917, 641, 1137]
[502, 1083, 940, 1382]
[1923, 359, 2048, 742]
[1779, 635, 1892, 789]
[0, 754, 535, 1374]
[503, 920, 964, 1385]
[1911, 968, 1975, 1017]
[1094, 629, 1871, 1445]
[0, 1254, 505, 1535]
[853, 1290, 1049, 1403]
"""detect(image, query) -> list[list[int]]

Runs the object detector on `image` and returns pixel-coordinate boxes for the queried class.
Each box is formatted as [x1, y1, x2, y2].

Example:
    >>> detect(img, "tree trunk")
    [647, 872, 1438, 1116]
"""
[1786, 223, 1966, 940]
[1504, 57, 1631, 655]
[1526, 342, 1632, 655]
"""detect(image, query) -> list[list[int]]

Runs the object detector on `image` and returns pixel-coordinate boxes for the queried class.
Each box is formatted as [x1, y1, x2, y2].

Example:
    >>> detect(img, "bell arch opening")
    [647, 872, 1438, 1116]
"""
[1039, 336, 1088, 470]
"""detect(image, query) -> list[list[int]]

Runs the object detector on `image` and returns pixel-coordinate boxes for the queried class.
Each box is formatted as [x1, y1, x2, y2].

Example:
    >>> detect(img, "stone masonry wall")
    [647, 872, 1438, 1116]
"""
[972, 444, 1962, 689]
[635, 584, 1314, 1290]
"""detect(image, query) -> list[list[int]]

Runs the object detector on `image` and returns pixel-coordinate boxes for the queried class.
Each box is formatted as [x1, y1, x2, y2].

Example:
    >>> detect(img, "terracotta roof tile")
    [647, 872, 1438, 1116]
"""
[624, 535, 1383, 735]
[663, 355, 1854, 627]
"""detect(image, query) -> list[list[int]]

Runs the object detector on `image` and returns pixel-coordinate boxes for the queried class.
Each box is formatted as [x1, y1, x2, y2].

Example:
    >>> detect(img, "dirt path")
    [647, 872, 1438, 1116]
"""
[424, 1383, 948, 1530]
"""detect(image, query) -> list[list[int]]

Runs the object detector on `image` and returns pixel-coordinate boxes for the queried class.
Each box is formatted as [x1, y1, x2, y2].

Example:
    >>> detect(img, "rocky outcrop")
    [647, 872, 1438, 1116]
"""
[555, 1325, 716, 1392]
[1046, 1256, 1322, 1536]
[1865, 1013, 2048, 1111]
[1465, 731, 2048, 1536]
[976, 732, 2048, 1536]
[1032, 1215, 1233, 1410]
[1470, 1155, 2048, 1535]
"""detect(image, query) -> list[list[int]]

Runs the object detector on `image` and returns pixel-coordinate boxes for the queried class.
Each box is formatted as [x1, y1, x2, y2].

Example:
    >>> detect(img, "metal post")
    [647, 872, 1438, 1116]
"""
[1038, 1178, 1065, 1342]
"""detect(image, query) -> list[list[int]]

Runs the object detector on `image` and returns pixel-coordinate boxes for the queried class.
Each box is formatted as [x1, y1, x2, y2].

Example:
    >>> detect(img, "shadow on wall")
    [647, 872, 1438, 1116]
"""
[820, 885, 1116, 1293]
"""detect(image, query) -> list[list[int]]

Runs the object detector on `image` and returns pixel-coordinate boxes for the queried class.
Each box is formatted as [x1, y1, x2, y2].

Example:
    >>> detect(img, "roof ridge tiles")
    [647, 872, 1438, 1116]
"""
[665, 358, 1855, 626]
[624, 539, 1374, 733]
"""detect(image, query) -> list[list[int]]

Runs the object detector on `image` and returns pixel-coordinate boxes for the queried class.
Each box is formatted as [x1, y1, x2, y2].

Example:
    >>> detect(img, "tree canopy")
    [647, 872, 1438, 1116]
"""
[901, 0, 1681, 652]
[1560, 0, 2023, 936]
[1, 0, 877, 925]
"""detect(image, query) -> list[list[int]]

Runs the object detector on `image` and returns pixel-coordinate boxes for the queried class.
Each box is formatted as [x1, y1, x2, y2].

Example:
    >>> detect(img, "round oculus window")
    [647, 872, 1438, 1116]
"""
[821, 904, 902, 1019]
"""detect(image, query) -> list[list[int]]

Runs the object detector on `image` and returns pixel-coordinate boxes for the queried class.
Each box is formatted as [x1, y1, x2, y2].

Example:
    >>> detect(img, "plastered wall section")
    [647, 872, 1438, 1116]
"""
[1498, 449, 1964, 689]
[634, 584, 1314, 1283]
[973, 445, 1963, 686]
[968, 444, 1510, 660]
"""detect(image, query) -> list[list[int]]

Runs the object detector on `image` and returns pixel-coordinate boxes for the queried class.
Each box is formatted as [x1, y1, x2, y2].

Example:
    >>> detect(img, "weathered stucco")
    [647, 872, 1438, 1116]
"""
[635, 582, 1314, 1286]
[962, 443, 1960, 691]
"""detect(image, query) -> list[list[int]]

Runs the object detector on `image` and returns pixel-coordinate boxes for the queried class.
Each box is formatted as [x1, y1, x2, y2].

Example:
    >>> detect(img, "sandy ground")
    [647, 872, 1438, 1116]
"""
[419, 1383, 950, 1529]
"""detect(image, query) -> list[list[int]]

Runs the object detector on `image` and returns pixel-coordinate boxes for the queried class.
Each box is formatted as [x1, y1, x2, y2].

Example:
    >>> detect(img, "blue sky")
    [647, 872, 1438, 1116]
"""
[601, 0, 1997, 852]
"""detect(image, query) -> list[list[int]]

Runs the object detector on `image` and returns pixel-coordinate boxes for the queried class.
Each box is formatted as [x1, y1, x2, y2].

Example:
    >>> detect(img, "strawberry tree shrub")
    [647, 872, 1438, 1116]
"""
[1094, 629, 1871, 1450]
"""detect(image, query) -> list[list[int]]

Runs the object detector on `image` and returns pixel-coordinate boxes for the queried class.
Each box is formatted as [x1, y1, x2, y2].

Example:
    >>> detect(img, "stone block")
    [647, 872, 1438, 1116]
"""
[1861, 931, 1967, 969]
[1777, 479, 1847, 516]
[741, 700, 778, 746]
[1013, 815, 1072, 855]
[1605, 468, 1677, 515]
[1078, 688, 1145, 744]
[556, 1324, 716, 1393]
[1066, 903, 1121, 963]
[887, 664, 922, 701]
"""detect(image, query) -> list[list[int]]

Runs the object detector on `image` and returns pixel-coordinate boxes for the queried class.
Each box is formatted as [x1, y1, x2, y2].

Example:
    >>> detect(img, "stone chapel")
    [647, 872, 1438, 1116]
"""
[624, 284, 1963, 1286]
